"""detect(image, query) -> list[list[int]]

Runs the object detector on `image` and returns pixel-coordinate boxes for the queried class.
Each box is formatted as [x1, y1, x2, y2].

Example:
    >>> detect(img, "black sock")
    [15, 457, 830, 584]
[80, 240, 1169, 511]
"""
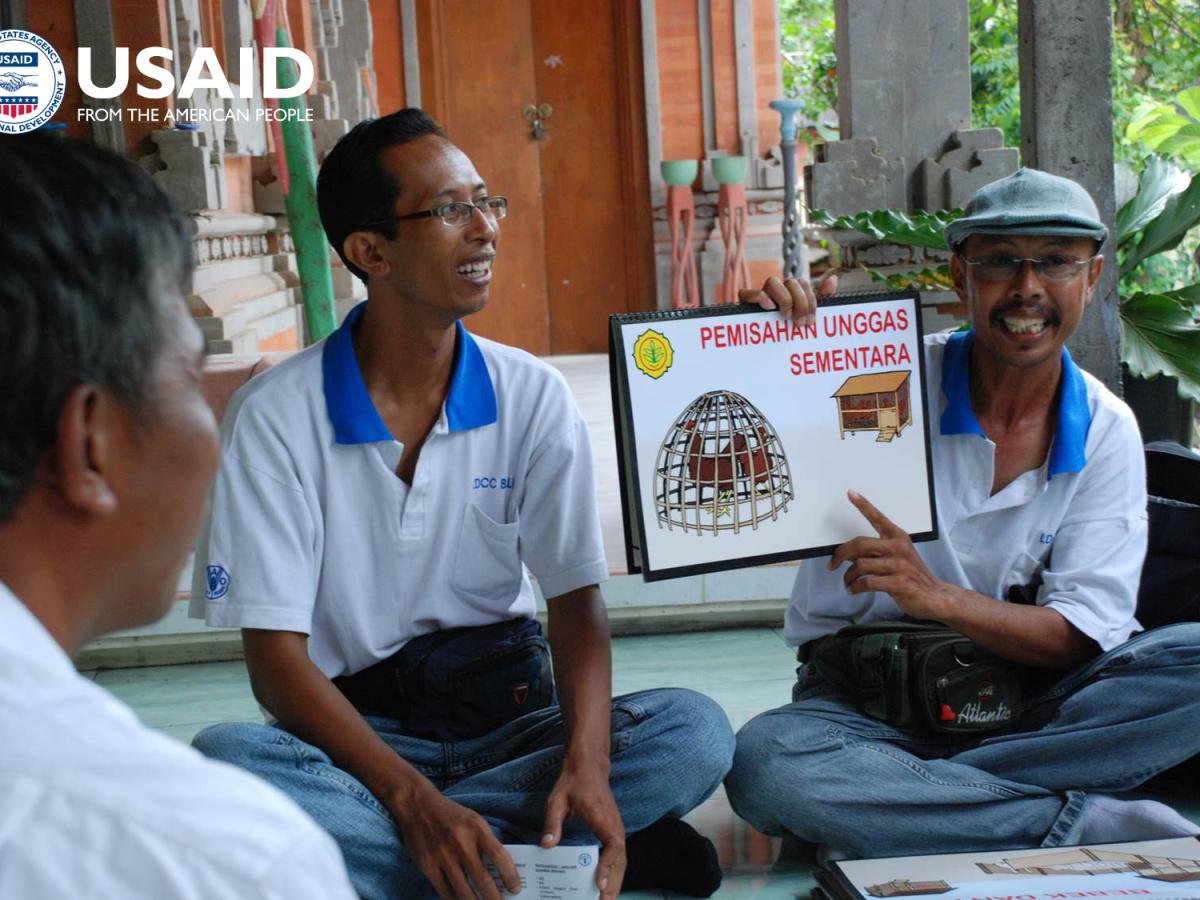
[622, 817, 723, 897]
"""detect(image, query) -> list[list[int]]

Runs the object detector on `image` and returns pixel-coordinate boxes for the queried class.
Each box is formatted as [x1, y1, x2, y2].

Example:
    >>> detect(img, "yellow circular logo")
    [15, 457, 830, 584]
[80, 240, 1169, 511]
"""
[633, 329, 673, 379]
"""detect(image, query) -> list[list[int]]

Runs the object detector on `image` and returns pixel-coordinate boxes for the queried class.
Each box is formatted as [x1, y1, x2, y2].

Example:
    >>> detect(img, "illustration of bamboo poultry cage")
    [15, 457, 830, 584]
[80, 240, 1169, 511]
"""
[832, 370, 912, 442]
[654, 391, 792, 535]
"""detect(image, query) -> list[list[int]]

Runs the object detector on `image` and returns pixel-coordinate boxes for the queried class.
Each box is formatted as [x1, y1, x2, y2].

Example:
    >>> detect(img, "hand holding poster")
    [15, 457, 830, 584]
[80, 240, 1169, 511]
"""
[609, 291, 938, 580]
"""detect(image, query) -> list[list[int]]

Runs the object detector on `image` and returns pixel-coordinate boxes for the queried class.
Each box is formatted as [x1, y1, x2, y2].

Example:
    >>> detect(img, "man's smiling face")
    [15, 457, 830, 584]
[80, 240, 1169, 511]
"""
[374, 135, 499, 322]
[951, 233, 1103, 373]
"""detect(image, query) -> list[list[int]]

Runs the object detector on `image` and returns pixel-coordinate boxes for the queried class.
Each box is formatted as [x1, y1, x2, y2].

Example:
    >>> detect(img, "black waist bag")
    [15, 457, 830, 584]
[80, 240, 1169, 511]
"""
[810, 621, 1030, 736]
[333, 617, 555, 742]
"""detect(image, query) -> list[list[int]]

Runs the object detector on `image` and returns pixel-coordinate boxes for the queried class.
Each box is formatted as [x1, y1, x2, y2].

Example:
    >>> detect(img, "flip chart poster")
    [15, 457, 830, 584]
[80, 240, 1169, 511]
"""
[827, 836, 1200, 900]
[610, 292, 937, 580]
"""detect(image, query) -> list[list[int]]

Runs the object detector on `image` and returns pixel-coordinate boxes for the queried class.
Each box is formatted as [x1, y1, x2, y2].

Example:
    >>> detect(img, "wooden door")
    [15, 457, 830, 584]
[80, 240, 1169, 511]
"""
[418, 0, 652, 355]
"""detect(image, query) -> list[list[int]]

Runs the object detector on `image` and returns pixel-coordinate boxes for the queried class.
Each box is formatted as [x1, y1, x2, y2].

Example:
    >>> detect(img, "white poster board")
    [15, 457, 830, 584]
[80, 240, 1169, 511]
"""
[609, 292, 937, 581]
[818, 836, 1200, 900]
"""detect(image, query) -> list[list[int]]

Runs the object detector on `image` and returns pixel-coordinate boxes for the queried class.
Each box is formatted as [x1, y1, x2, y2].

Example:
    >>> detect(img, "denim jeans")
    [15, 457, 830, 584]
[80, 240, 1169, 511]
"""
[193, 688, 733, 900]
[726, 623, 1200, 858]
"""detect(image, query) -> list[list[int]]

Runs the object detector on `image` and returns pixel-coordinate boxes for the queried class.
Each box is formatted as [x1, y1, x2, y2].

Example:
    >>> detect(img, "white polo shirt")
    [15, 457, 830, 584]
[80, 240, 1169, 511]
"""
[191, 302, 607, 678]
[787, 330, 1147, 653]
[0, 583, 356, 899]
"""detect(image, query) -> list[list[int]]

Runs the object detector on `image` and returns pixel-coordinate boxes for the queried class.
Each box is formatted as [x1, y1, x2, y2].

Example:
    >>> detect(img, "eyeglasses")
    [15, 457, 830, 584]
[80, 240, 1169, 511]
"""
[959, 253, 1100, 283]
[362, 196, 508, 230]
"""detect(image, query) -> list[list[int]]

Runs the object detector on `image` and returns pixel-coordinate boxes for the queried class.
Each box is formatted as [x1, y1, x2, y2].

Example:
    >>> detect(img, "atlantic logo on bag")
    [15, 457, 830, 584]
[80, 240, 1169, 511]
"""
[0, 30, 66, 134]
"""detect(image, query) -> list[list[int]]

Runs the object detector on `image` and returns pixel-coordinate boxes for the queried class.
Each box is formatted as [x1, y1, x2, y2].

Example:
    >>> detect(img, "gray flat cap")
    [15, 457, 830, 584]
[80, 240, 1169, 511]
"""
[944, 167, 1108, 249]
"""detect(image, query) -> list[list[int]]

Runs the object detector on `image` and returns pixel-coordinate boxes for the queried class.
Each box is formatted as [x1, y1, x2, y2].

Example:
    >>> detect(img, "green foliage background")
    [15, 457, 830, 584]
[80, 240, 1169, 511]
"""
[779, 0, 1200, 158]
[778, 0, 836, 126]
[780, 0, 1200, 398]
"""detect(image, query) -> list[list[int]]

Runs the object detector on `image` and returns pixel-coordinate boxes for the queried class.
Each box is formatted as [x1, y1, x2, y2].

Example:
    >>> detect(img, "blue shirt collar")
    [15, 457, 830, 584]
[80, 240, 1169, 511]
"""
[321, 302, 498, 445]
[939, 329, 1090, 479]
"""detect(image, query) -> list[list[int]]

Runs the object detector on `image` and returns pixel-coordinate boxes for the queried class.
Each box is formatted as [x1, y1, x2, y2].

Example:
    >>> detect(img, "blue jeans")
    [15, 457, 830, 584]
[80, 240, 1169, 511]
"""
[726, 623, 1200, 857]
[193, 688, 733, 900]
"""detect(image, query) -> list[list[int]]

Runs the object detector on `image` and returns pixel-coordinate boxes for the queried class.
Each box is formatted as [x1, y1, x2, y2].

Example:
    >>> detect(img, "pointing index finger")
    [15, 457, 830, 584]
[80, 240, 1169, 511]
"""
[848, 490, 903, 538]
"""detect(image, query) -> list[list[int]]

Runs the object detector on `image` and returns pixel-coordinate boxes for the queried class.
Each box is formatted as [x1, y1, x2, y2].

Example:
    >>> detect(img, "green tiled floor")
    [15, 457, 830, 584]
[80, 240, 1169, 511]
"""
[94, 627, 812, 898]
[92, 627, 1199, 899]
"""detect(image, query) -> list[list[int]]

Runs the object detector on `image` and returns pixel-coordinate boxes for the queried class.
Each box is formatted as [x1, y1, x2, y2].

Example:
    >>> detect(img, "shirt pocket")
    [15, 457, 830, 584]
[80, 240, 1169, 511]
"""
[451, 503, 523, 607]
[1005, 550, 1049, 604]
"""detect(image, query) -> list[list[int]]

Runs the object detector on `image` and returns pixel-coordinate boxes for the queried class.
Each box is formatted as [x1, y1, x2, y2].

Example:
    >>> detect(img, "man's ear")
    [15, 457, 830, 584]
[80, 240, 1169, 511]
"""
[342, 230, 392, 281]
[53, 385, 118, 516]
[1083, 253, 1105, 305]
[949, 254, 968, 302]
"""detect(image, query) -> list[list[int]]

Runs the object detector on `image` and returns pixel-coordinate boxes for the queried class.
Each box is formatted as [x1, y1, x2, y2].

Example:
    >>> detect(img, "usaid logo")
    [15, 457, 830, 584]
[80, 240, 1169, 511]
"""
[0, 30, 66, 134]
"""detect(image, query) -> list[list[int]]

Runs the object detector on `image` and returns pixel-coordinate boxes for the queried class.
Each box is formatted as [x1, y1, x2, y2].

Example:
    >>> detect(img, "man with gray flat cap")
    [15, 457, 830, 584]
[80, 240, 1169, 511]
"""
[726, 168, 1200, 857]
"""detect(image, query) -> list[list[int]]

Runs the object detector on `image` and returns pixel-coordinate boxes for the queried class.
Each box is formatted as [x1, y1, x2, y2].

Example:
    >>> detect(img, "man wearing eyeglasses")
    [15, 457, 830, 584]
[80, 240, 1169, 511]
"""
[727, 168, 1199, 858]
[189, 109, 733, 900]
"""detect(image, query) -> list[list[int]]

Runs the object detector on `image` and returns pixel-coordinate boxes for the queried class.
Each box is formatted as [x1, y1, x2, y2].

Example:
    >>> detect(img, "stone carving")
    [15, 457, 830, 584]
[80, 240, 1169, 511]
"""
[145, 127, 226, 212]
[806, 138, 906, 216]
[185, 211, 305, 354]
[808, 1, 1015, 219]
[753, 141, 788, 191]
[220, 0, 267, 156]
[916, 128, 1019, 211]
[194, 232, 272, 266]
[143, 0, 268, 211]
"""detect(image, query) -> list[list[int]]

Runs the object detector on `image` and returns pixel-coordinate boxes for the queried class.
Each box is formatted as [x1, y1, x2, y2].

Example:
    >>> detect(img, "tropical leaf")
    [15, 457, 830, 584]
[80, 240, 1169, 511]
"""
[1138, 122, 1194, 148]
[1123, 170, 1200, 271]
[1120, 292, 1200, 400]
[1127, 108, 1191, 142]
[809, 207, 961, 251]
[1125, 104, 1162, 142]
[1162, 283, 1200, 307]
[1116, 155, 1185, 243]
[1155, 133, 1200, 165]
[860, 263, 955, 292]
[1125, 88, 1200, 168]
[1177, 86, 1200, 121]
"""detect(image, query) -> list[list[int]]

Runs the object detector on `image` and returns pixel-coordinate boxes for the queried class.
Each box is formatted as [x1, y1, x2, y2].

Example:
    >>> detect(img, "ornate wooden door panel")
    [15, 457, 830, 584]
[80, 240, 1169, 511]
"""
[418, 0, 651, 354]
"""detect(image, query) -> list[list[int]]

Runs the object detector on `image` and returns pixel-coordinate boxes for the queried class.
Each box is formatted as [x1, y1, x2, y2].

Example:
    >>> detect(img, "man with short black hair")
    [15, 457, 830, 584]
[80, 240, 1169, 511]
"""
[0, 134, 356, 899]
[728, 168, 1200, 858]
[191, 108, 734, 900]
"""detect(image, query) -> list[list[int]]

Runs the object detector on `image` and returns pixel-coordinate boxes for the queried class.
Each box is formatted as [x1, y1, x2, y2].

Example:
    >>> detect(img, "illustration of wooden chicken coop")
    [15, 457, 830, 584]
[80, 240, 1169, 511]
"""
[866, 879, 952, 898]
[654, 391, 792, 535]
[832, 370, 913, 442]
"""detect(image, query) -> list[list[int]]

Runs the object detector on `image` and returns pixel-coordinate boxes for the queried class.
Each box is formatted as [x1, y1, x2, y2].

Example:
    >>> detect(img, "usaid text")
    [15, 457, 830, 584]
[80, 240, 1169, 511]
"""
[77, 47, 313, 99]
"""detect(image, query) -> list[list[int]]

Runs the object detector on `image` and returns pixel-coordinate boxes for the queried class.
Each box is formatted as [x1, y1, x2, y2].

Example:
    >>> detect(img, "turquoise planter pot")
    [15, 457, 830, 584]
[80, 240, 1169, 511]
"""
[661, 159, 699, 186]
[711, 155, 747, 185]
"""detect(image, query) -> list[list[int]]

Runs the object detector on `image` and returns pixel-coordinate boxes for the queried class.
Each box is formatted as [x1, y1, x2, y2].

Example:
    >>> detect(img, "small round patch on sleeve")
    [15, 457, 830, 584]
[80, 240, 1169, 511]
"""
[205, 565, 231, 600]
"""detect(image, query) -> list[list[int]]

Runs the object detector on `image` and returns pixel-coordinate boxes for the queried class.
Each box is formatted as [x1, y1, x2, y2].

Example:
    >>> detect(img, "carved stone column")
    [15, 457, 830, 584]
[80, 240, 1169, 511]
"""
[1019, 0, 1120, 392]
[806, 0, 1018, 330]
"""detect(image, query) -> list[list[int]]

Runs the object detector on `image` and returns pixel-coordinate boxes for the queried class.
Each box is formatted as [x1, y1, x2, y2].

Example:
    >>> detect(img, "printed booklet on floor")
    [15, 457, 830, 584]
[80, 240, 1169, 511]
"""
[608, 291, 937, 580]
[812, 836, 1200, 900]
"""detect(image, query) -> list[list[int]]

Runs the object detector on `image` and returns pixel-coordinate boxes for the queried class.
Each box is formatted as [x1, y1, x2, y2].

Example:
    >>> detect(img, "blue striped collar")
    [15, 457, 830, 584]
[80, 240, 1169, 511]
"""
[939, 329, 1090, 479]
[321, 302, 498, 444]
